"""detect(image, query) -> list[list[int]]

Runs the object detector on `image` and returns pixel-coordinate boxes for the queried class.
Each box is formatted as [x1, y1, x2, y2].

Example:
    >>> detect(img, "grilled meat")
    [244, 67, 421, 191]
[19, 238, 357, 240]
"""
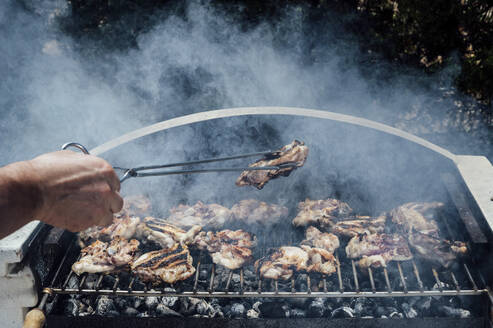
[292, 198, 353, 228]
[301, 226, 340, 253]
[345, 233, 412, 268]
[255, 246, 309, 280]
[388, 202, 443, 237]
[301, 246, 338, 276]
[193, 230, 256, 270]
[166, 201, 233, 229]
[329, 215, 386, 238]
[137, 217, 201, 248]
[231, 199, 289, 226]
[72, 237, 140, 275]
[78, 216, 141, 247]
[131, 243, 195, 284]
[408, 231, 467, 268]
[236, 140, 309, 189]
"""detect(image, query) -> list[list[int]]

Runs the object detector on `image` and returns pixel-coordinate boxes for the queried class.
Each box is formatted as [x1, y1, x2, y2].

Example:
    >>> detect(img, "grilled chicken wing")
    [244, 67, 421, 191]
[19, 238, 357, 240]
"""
[193, 230, 256, 270]
[408, 231, 467, 268]
[72, 237, 140, 275]
[292, 198, 352, 228]
[388, 202, 443, 237]
[255, 246, 309, 280]
[131, 243, 195, 284]
[329, 215, 386, 238]
[345, 233, 412, 268]
[137, 217, 201, 248]
[231, 199, 289, 226]
[236, 140, 309, 189]
[166, 201, 233, 229]
[301, 226, 340, 253]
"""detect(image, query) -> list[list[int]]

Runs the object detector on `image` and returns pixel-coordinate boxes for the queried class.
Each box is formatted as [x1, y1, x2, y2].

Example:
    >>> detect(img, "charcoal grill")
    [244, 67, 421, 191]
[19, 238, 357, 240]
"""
[2, 107, 492, 328]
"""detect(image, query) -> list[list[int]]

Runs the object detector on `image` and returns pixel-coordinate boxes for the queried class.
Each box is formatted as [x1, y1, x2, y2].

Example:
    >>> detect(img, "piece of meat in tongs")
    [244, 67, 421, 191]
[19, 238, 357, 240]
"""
[193, 230, 256, 270]
[236, 140, 309, 189]
[72, 237, 140, 275]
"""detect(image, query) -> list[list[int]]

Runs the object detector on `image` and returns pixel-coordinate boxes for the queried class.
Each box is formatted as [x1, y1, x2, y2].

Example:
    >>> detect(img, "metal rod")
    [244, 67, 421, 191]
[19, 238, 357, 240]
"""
[209, 264, 216, 293]
[351, 260, 359, 292]
[274, 280, 279, 294]
[128, 277, 135, 292]
[225, 271, 233, 291]
[239, 269, 244, 294]
[464, 263, 478, 291]
[412, 260, 424, 292]
[95, 274, 104, 291]
[307, 275, 311, 294]
[383, 267, 392, 293]
[78, 274, 87, 291]
[46, 288, 488, 298]
[368, 267, 376, 293]
[397, 262, 407, 293]
[193, 260, 201, 293]
[132, 150, 278, 171]
[335, 255, 344, 292]
[323, 277, 328, 293]
[450, 272, 460, 292]
[258, 279, 262, 294]
[291, 277, 295, 293]
[432, 268, 443, 292]
[112, 276, 120, 292]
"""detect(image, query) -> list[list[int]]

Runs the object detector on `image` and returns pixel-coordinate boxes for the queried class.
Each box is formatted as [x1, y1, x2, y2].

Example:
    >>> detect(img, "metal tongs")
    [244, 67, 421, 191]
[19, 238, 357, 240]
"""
[62, 142, 298, 183]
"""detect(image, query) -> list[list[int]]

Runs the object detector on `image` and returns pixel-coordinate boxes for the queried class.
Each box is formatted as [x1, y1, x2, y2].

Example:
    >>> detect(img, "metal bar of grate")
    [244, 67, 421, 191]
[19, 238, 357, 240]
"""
[368, 267, 376, 293]
[396, 262, 407, 293]
[464, 263, 478, 291]
[351, 260, 359, 293]
[412, 260, 424, 292]
[383, 267, 392, 293]
[336, 255, 344, 292]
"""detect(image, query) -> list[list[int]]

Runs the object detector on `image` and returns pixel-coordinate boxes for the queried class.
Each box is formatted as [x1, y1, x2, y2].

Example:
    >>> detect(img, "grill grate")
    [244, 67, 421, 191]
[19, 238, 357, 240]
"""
[42, 242, 488, 299]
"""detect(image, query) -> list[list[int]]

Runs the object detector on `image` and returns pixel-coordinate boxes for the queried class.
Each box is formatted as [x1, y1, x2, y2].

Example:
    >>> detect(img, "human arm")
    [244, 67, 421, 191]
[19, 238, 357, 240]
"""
[0, 150, 123, 239]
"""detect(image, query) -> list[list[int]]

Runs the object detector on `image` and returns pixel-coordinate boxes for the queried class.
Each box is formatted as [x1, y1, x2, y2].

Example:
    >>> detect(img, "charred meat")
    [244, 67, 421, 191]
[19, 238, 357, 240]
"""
[255, 246, 309, 280]
[329, 215, 386, 238]
[301, 226, 340, 253]
[292, 198, 352, 228]
[408, 231, 467, 268]
[231, 199, 289, 226]
[236, 140, 309, 189]
[193, 230, 256, 270]
[345, 233, 412, 268]
[166, 201, 233, 229]
[388, 202, 443, 237]
[301, 246, 338, 276]
[137, 217, 201, 248]
[78, 216, 141, 247]
[72, 237, 140, 275]
[131, 243, 195, 284]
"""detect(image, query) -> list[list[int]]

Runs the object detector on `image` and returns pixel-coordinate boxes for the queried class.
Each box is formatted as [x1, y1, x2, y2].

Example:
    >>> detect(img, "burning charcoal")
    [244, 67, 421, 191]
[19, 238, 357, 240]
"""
[232, 273, 241, 284]
[67, 275, 79, 289]
[199, 269, 209, 280]
[289, 308, 306, 318]
[438, 305, 471, 318]
[196, 300, 214, 316]
[115, 298, 128, 310]
[133, 297, 143, 309]
[401, 303, 418, 318]
[374, 306, 386, 317]
[353, 298, 367, 317]
[229, 303, 246, 318]
[282, 305, 291, 318]
[136, 311, 150, 317]
[161, 296, 179, 311]
[258, 301, 286, 318]
[286, 297, 309, 308]
[331, 306, 355, 318]
[252, 301, 262, 312]
[64, 299, 80, 316]
[415, 297, 432, 312]
[247, 309, 260, 319]
[243, 269, 256, 281]
[96, 296, 117, 316]
[389, 311, 403, 319]
[156, 304, 183, 317]
[308, 298, 326, 317]
[362, 316, 374, 319]
[123, 307, 139, 316]
[84, 275, 97, 289]
[145, 296, 160, 310]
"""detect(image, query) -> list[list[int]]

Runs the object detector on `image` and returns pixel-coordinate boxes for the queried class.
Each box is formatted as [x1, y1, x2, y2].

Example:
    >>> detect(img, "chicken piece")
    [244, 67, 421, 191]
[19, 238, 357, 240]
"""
[78, 216, 141, 247]
[166, 202, 233, 229]
[116, 195, 152, 218]
[408, 231, 467, 268]
[131, 243, 195, 284]
[329, 215, 386, 238]
[346, 233, 412, 268]
[292, 198, 353, 228]
[236, 140, 309, 190]
[72, 238, 140, 275]
[231, 199, 289, 226]
[255, 246, 309, 280]
[193, 230, 256, 270]
[301, 226, 340, 253]
[301, 246, 337, 276]
[137, 217, 201, 248]
[388, 202, 443, 237]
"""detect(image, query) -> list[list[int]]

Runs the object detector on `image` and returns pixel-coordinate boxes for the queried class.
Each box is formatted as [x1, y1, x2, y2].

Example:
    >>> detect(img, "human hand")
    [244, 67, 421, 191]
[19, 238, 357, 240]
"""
[28, 150, 123, 232]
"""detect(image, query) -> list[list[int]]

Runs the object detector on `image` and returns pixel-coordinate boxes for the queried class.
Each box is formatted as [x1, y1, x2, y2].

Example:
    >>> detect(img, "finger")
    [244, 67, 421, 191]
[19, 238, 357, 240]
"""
[99, 210, 114, 227]
[105, 168, 121, 193]
[107, 192, 124, 214]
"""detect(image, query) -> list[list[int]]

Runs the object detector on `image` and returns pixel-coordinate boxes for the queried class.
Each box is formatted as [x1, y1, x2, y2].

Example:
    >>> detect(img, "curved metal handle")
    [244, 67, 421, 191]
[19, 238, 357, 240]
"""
[61, 142, 90, 154]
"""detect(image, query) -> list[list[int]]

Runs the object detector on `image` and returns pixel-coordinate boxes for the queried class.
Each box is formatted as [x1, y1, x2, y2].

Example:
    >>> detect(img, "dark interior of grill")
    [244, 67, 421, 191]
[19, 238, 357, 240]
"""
[27, 117, 493, 327]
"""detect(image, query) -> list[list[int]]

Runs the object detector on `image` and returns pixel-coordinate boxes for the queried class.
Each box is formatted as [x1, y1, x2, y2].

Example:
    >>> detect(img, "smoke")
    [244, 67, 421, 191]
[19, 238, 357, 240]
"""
[0, 0, 489, 215]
